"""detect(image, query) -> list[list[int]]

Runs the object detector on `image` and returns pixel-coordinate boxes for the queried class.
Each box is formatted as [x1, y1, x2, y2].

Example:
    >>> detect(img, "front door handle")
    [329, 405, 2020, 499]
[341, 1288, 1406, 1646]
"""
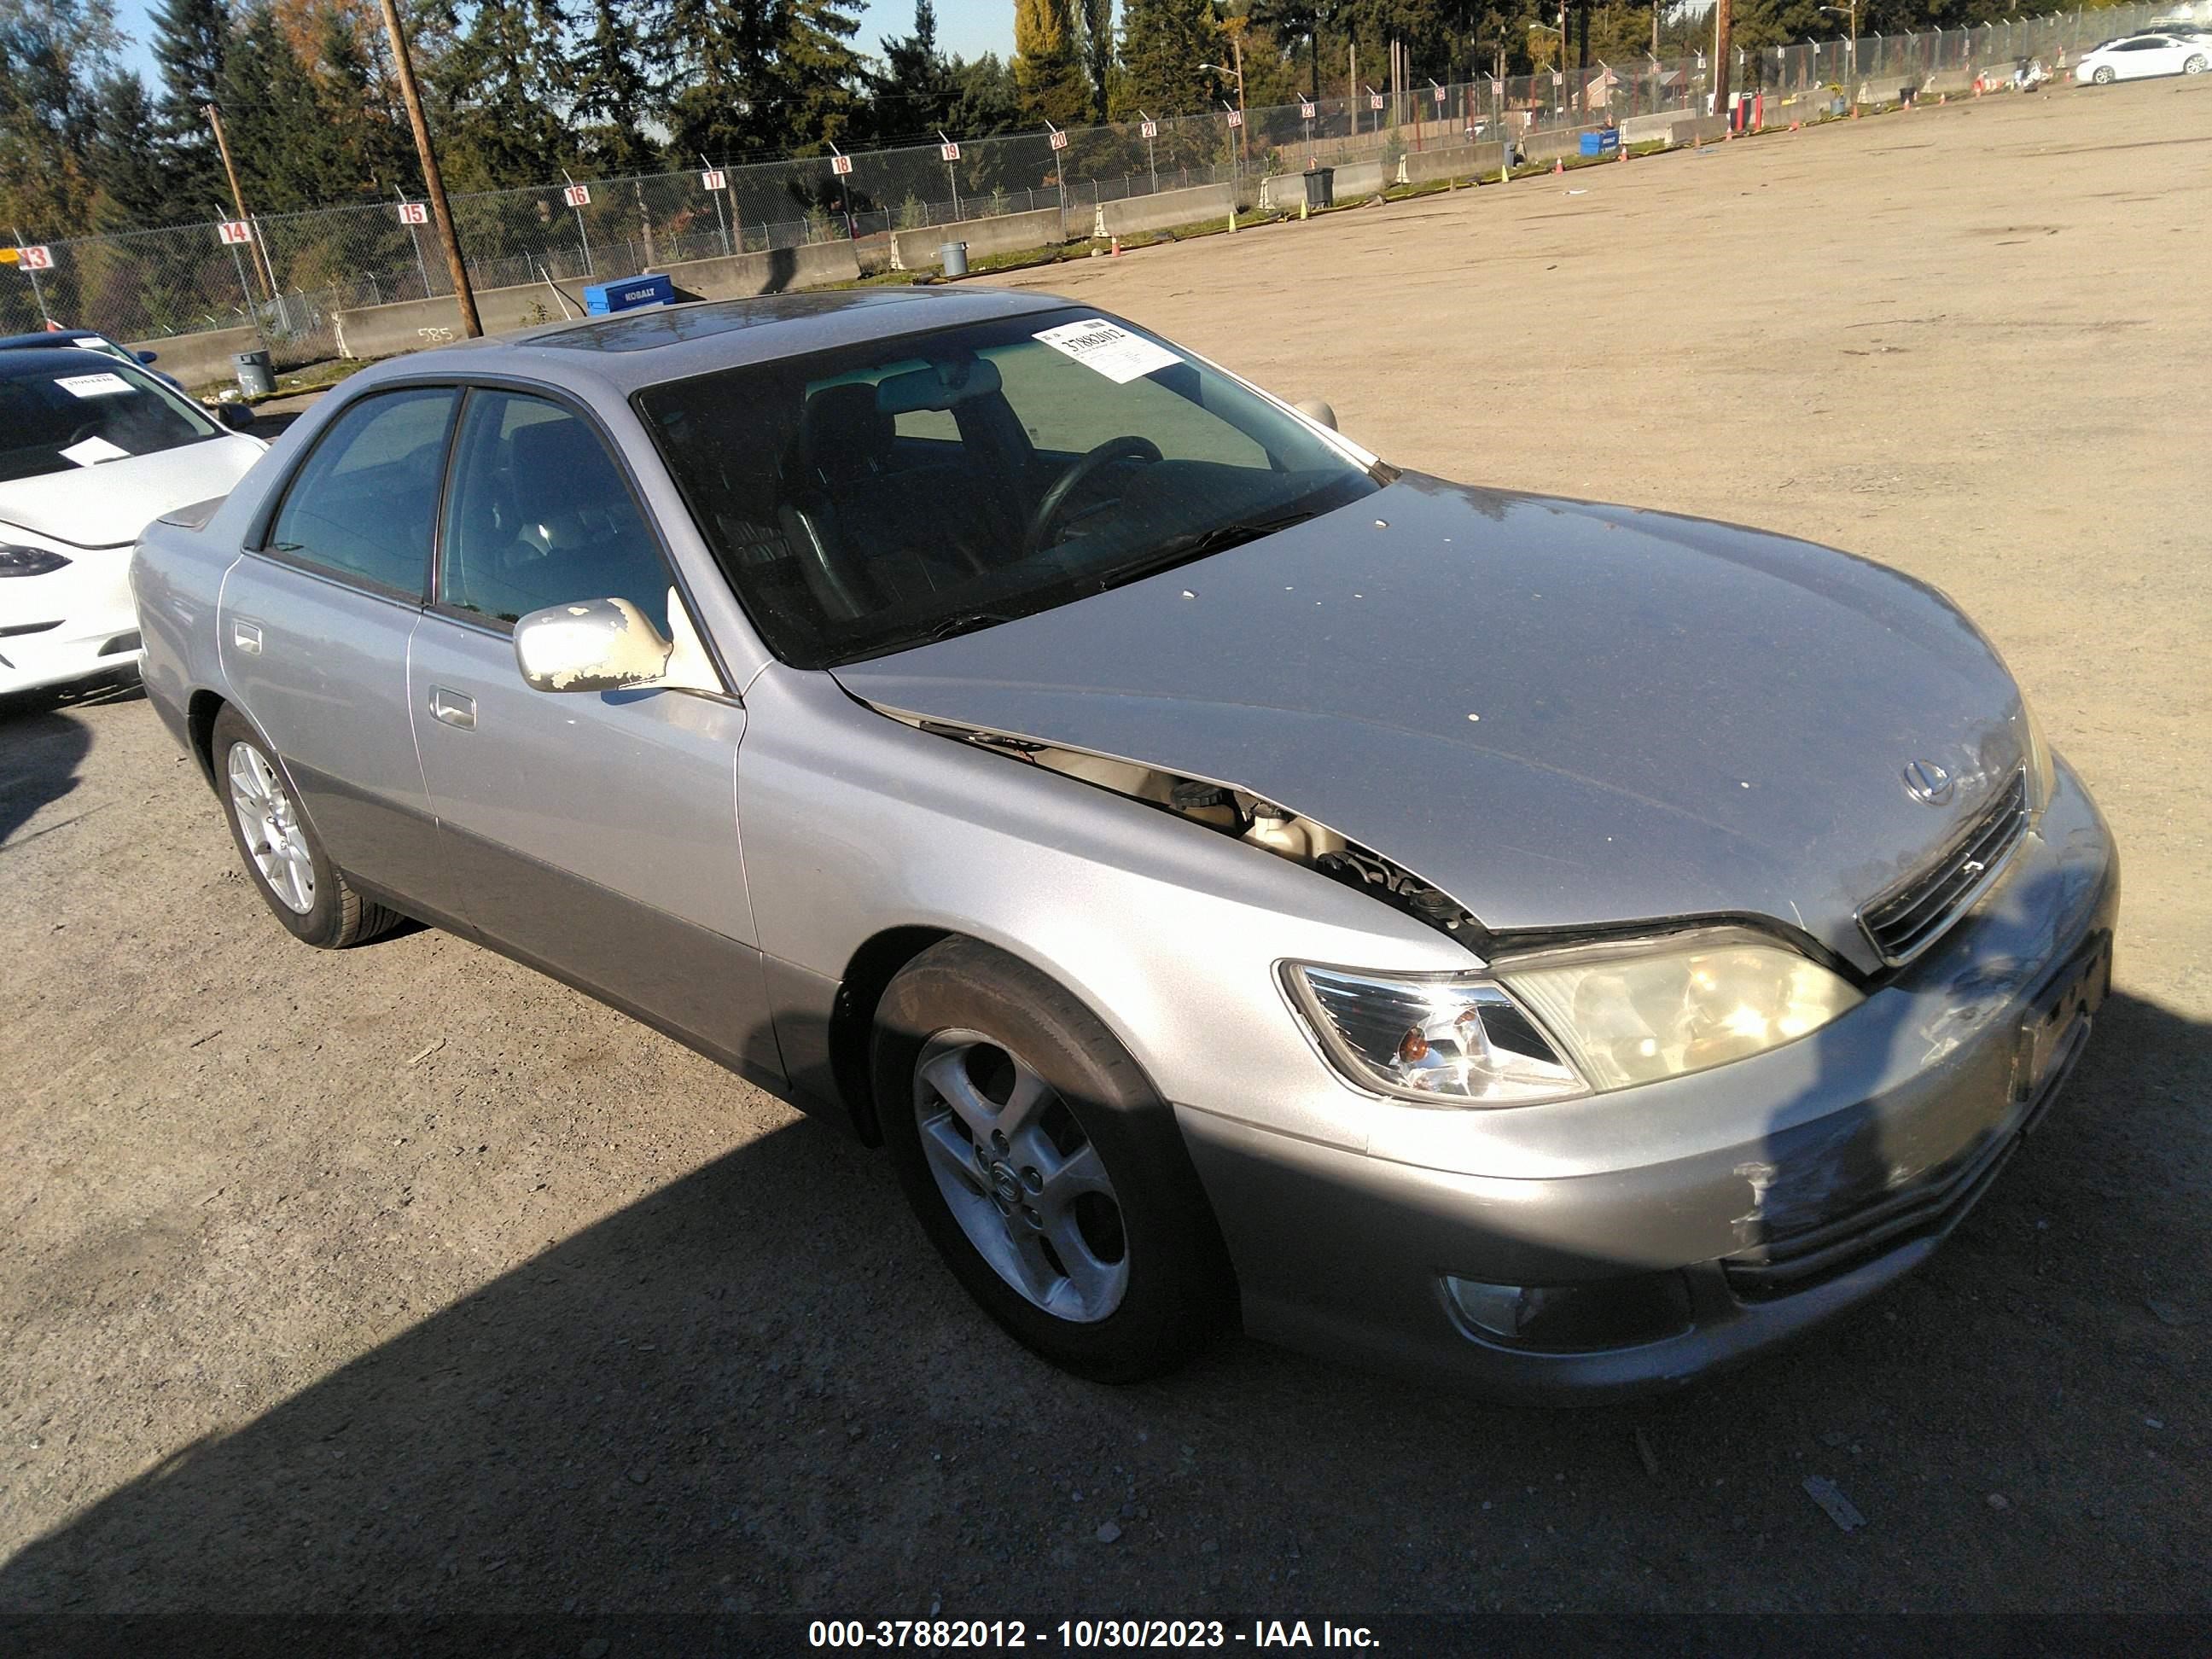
[231, 620, 261, 655]
[428, 686, 476, 731]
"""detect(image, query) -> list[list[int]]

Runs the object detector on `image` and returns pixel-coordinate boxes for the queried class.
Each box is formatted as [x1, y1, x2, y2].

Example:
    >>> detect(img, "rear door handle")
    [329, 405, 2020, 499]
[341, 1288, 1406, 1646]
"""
[231, 620, 261, 655]
[428, 686, 476, 731]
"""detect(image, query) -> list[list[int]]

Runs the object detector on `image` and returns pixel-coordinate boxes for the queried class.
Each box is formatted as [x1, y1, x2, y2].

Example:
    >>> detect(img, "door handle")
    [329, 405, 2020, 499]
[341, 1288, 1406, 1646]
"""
[231, 620, 261, 655]
[428, 686, 476, 731]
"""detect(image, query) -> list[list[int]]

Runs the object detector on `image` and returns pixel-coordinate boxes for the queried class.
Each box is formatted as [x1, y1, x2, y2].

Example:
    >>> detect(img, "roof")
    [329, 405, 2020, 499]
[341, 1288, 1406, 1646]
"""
[370, 286, 1079, 396]
[0, 344, 137, 376]
[0, 330, 112, 352]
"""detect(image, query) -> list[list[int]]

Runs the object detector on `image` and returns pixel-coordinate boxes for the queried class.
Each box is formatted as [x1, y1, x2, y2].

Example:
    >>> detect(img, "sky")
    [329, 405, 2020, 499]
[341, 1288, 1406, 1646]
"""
[108, 0, 1020, 85]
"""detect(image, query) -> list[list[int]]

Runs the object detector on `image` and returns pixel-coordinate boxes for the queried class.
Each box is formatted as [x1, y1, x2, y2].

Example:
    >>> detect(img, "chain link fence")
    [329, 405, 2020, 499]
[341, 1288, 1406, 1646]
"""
[0, 3, 2173, 379]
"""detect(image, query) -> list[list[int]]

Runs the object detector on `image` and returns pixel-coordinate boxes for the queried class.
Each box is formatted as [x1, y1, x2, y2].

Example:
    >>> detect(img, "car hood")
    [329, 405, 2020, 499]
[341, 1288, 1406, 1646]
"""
[832, 475, 2028, 975]
[0, 434, 263, 549]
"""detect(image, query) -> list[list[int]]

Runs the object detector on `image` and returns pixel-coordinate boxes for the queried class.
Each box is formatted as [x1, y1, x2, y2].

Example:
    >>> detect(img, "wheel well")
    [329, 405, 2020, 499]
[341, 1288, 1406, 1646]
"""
[827, 926, 949, 1145]
[185, 690, 226, 790]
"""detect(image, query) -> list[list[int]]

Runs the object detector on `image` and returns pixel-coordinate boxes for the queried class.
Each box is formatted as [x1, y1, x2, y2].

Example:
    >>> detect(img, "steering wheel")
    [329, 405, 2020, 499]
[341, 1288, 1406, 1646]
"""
[1026, 435, 1162, 556]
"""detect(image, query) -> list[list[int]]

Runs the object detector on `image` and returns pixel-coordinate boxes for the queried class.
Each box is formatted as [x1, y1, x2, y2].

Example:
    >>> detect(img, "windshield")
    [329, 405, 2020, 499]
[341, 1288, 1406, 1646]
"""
[0, 353, 223, 484]
[637, 307, 1382, 667]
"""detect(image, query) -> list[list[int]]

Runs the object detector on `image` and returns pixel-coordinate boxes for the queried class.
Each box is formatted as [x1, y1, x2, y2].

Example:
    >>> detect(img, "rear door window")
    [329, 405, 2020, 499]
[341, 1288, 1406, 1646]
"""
[265, 387, 458, 597]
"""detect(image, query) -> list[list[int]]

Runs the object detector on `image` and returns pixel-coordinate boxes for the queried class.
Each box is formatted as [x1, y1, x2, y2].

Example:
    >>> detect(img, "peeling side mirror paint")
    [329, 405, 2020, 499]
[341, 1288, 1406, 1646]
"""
[515, 597, 674, 695]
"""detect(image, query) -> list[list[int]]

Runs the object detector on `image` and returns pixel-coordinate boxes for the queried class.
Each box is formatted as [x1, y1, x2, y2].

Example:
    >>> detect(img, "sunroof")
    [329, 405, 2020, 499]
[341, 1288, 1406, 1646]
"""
[533, 291, 938, 352]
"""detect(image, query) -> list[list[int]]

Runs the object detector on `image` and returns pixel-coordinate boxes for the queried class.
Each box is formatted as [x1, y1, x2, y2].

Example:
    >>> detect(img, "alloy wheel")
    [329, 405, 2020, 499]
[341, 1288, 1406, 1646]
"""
[226, 740, 316, 915]
[911, 1029, 1130, 1323]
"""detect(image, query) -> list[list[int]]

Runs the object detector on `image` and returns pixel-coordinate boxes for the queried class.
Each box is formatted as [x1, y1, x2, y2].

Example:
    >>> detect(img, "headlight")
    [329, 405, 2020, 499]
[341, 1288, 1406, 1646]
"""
[1499, 930, 1862, 1093]
[1285, 965, 1586, 1106]
[0, 544, 70, 578]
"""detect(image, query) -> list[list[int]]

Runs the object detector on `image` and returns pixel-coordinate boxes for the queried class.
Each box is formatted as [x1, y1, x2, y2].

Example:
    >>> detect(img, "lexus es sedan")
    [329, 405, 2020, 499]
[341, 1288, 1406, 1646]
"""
[131, 290, 2116, 1398]
[2, 347, 260, 697]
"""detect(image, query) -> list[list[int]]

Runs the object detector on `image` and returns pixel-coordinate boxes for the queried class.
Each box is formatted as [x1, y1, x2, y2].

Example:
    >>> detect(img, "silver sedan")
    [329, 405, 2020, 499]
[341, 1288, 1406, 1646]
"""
[131, 289, 2116, 1398]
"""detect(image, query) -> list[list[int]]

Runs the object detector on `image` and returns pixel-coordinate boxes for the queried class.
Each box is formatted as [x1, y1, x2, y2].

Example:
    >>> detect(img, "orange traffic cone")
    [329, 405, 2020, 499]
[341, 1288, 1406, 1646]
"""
[1551, 157, 1564, 174]
[1110, 236, 1121, 256]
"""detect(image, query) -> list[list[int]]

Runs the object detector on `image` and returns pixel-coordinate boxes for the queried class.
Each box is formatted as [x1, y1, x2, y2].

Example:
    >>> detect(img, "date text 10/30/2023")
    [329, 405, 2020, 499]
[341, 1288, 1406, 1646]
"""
[808, 1619, 1381, 1648]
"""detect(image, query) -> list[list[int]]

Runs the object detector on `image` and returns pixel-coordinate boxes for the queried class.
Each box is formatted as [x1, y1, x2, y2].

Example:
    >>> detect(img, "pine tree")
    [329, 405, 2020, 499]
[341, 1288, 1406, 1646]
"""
[1013, 0, 1089, 126]
[772, 0, 867, 152]
[568, 0, 659, 172]
[1119, 0, 1220, 116]
[223, 3, 348, 212]
[1078, 0, 1114, 120]
[87, 73, 170, 228]
[0, 0, 119, 236]
[313, 4, 416, 196]
[875, 0, 957, 140]
[434, 0, 569, 187]
[947, 51, 1021, 136]
[148, 0, 232, 215]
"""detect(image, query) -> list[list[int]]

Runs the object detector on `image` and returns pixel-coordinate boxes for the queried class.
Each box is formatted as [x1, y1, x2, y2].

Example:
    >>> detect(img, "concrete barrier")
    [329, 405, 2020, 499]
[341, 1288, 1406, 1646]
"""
[1093, 183, 1236, 239]
[332, 241, 864, 359]
[1618, 110, 1690, 145]
[1856, 78, 1916, 105]
[1519, 124, 1610, 164]
[1925, 68, 1980, 96]
[1397, 142, 1505, 184]
[892, 207, 1068, 271]
[129, 324, 262, 393]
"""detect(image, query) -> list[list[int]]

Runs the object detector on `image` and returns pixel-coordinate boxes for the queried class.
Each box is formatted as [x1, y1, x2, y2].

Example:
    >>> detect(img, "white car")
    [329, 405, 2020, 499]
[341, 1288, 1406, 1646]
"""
[2075, 32, 2210, 81]
[1, 346, 264, 696]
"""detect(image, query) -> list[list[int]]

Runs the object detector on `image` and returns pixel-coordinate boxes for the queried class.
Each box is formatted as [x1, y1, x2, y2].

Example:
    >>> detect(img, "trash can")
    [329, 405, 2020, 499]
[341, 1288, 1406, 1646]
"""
[1301, 167, 1336, 211]
[940, 241, 969, 278]
[233, 349, 274, 399]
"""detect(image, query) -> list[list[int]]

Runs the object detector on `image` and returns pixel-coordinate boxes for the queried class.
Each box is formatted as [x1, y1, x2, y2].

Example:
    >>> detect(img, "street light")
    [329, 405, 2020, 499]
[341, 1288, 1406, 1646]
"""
[1818, 3, 1861, 82]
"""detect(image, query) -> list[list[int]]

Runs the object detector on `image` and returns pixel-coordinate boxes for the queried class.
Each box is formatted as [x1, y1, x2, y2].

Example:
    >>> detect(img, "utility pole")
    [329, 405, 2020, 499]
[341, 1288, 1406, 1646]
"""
[1712, 0, 1733, 116]
[375, 0, 480, 336]
[203, 104, 275, 304]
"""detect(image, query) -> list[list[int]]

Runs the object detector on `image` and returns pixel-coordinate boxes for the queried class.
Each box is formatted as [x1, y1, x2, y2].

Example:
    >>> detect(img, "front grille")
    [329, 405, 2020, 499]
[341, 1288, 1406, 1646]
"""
[1860, 769, 2029, 966]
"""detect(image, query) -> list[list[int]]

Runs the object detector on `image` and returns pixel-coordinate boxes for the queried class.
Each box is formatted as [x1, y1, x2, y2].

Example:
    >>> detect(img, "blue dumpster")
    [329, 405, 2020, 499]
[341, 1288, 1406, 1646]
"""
[582, 272, 675, 315]
[1578, 129, 1621, 157]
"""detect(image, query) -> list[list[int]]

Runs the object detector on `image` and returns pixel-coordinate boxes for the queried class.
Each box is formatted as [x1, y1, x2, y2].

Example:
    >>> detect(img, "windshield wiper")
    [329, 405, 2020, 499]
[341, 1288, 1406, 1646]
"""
[835, 610, 1019, 665]
[1097, 507, 1318, 592]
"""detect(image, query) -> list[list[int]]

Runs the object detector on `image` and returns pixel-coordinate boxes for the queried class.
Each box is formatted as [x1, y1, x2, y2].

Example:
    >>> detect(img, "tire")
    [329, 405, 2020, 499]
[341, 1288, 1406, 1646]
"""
[2092, 67, 2115, 84]
[211, 703, 399, 949]
[2186, 55, 2207, 74]
[873, 938, 1236, 1382]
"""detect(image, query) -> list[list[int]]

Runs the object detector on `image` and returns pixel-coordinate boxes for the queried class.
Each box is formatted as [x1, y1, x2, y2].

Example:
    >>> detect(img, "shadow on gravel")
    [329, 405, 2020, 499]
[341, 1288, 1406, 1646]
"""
[0, 990, 2203, 1616]
[0, 676, 140, 847]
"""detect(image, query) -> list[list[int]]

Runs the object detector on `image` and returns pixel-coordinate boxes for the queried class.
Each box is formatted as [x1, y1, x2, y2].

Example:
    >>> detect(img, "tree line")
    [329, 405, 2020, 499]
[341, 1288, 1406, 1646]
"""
[0, 0, 2104, 242]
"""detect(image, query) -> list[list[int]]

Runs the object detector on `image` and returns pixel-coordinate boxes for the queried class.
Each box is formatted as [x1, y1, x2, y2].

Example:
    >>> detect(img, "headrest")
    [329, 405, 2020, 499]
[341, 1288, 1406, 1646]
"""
[798, 381, 894, 480]
[875, 357, 1003, 416]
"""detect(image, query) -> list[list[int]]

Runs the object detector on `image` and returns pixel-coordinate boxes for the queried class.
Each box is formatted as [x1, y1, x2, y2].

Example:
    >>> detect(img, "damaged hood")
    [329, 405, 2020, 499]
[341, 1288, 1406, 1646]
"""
[832, 476, 2028, 974]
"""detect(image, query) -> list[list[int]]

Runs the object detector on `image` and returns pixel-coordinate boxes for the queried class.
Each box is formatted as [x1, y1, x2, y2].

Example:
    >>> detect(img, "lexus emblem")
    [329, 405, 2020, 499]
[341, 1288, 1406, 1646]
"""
[1902, 759, 1954, 805]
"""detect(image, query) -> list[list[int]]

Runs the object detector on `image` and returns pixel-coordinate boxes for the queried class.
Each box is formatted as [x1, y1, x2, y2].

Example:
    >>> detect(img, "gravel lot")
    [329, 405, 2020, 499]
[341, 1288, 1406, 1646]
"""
[3, 78, 2206, 1622]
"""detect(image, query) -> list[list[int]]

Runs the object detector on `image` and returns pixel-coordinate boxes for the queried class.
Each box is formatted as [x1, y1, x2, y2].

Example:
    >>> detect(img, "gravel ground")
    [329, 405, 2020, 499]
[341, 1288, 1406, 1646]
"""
[2, 77, 2206, 1622]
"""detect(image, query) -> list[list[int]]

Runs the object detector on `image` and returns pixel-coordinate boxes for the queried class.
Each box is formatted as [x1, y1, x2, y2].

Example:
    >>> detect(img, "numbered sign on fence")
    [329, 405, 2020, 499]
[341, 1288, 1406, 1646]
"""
[700, 169, 726, 190]
[1139, 119, 1156, 139]
[217, 220, 253, 245]
[1299, 101, 1315, 120]
[1434, 84, 1447, 105]
[562, 183, 591, 207]
[1049, 130, 1068, 151]
[1225, 108, 1243, 127]
[395, 201, 428, 225]
[939, 143, 960, 162]
[17, 244, 52, 270]
[1369, 92, 1384, 110]
[830, 154, 854, 176]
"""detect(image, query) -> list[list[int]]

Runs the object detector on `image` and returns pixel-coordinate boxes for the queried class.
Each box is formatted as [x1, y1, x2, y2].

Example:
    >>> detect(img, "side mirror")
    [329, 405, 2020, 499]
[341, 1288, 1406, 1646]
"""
[216, 402, 255, 432]
[136, 349, 160, 364]
[1293, 398, 1338, 432]
[515, 597, 675, 694]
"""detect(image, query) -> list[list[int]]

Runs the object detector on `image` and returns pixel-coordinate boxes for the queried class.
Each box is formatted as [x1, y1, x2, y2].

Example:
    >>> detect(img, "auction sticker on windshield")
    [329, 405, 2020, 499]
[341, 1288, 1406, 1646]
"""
[55, 372, 131, 398]
[1033, 318, 1180, 385]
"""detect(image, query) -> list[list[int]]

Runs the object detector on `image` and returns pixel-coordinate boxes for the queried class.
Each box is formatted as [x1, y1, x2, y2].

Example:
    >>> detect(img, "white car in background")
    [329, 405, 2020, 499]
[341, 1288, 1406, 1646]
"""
[1, 346, 263, 697]
[2075, 32, 2209, 81]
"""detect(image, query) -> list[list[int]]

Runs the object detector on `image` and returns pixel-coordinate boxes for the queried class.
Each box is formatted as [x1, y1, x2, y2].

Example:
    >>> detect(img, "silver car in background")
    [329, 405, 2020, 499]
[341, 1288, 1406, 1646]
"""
[131, 290, 2116, 1397]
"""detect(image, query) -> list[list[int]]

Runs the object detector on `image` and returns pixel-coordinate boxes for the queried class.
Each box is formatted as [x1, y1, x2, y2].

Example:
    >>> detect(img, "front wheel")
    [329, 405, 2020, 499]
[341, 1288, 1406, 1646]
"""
[212, 704, 398, 948]
[2092, 66, 2116, 84]
[873, 939, 1235, 1382]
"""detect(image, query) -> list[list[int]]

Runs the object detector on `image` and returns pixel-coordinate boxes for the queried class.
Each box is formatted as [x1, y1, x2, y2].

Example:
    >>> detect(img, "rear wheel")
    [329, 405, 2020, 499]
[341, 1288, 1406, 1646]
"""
[212, 704, 398, 949]
[873, 939, 1235, 1382]
[2186, 55, 2207, 73]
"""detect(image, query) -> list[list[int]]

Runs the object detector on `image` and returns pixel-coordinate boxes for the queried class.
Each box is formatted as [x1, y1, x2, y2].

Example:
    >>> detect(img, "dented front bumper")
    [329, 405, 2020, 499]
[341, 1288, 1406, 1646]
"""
[1175, 759, 2118, 1400]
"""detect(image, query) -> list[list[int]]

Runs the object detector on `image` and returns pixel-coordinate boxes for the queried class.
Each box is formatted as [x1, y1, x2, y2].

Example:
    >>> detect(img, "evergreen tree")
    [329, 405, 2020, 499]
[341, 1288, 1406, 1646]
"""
[148, 0, 234, 214]
[772, 0, 867, 152]
[875, 0, 958, 139]
[0, 0, 118, 236]
[1119, 0, 1220, 115]
[568, 0, 659, 172]
[86, 73, 169, 228]
[947, 50, 1022, 135]
[434, 0, 569, 186]
[222, 5, 349, 212]
[1078, 0, 1113, 119]
[312, 4, 416, 196]
[1013, 0, 1089, 125]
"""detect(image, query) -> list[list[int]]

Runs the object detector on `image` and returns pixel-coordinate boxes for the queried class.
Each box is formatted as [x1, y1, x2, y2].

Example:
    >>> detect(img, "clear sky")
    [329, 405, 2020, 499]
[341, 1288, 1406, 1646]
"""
[107, 0, 1019, 85]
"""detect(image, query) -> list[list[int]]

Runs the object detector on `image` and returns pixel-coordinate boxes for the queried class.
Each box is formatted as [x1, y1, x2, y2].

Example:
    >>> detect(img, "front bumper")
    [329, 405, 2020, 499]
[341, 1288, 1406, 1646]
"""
[0, 548, 142, 696]
[1177, 759, 2118, 1401]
